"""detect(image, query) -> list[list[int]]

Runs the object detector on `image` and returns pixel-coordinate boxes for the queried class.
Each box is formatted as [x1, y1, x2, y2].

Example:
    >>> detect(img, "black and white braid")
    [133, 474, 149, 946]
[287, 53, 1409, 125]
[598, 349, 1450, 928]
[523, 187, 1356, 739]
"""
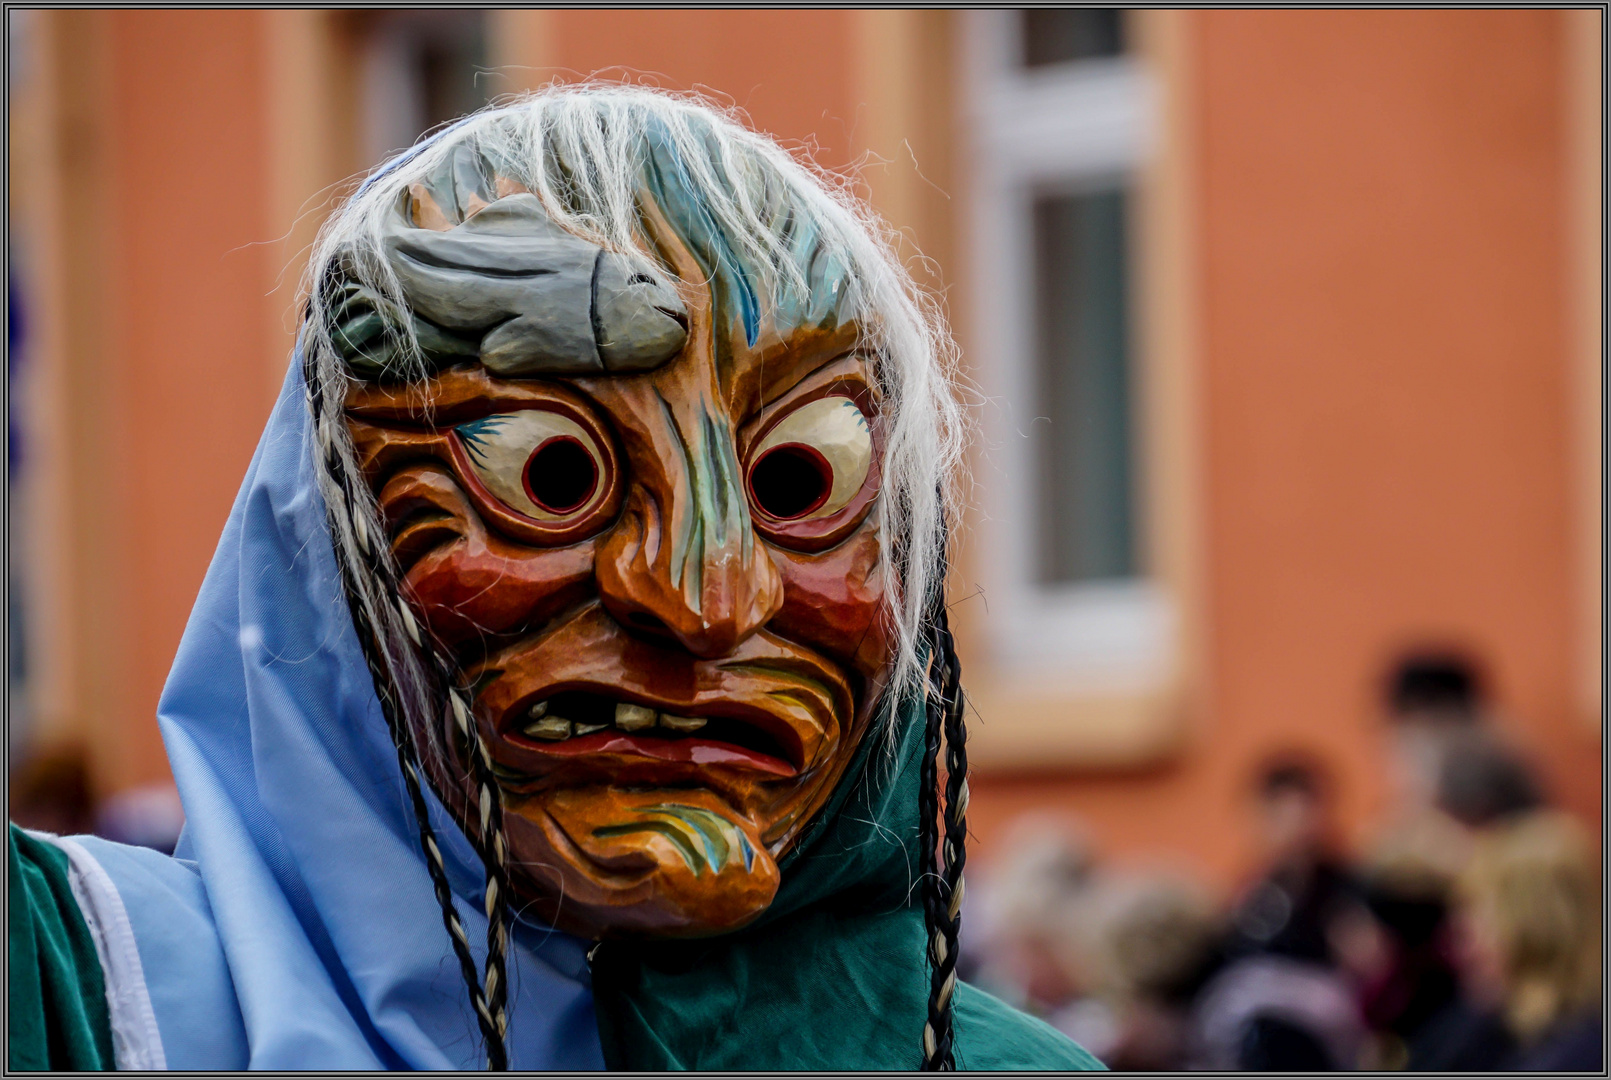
[917, 564, 969, 1070]
[303, 345, 513, 1070]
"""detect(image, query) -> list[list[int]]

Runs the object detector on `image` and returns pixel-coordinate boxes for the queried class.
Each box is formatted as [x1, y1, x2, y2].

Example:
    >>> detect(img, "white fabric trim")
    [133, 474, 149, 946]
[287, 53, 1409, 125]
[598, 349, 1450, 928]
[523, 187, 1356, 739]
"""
[44, 835, 169, 1070]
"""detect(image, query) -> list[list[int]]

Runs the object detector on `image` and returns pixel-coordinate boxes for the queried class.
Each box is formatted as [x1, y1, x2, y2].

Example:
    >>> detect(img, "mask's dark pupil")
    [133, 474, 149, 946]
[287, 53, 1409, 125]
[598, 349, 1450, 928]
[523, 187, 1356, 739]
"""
[524, 437, 597, 513]
[749, 444, 831, 520]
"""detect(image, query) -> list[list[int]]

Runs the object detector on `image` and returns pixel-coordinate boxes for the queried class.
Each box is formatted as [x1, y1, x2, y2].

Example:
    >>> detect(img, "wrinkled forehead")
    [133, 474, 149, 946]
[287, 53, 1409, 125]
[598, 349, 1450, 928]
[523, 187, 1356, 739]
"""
[341, 127, 862, 404]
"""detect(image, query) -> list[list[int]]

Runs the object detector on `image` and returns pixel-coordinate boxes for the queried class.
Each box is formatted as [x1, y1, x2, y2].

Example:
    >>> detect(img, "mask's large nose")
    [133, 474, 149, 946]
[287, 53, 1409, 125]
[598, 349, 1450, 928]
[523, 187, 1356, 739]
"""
[595, 391, 783, 658]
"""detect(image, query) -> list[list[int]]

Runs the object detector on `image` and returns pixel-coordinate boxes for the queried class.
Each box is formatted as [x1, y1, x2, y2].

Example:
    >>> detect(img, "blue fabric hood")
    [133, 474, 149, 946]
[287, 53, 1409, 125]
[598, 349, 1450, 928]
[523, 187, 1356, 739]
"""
[79, 358, 603, 1069]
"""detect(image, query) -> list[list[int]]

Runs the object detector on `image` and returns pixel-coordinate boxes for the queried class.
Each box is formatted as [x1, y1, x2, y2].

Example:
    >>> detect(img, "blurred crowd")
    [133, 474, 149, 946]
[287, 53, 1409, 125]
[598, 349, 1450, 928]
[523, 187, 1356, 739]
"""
[962, 656, 1603, 1071]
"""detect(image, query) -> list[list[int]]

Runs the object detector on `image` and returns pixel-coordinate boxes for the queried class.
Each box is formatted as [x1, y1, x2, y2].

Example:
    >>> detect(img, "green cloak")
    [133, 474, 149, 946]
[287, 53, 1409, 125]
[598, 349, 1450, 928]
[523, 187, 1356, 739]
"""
[590, 693, 1105, 1070]
[8, 825, 115, 1071]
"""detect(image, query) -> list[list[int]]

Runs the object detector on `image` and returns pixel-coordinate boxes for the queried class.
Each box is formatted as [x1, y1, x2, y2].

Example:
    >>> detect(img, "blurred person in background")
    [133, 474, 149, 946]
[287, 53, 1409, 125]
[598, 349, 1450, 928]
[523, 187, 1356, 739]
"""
[1081, 874, 1222, 1070]
[9, 746, 184, 855]
[965, 819, 1102, 1024]
[966, 818, 1225, 1070]
[1352, 653, 1548, 1066]
[1226, 753, 1358, 966]
[1186, 752, 1368, 1069]
[1434, 724, 1543, 830]
[1345, 846, 1460, 1068]
[1371, 653, 1489, 882]
[8, 744, 95, 838]
[1408, 810, 1601, 1070]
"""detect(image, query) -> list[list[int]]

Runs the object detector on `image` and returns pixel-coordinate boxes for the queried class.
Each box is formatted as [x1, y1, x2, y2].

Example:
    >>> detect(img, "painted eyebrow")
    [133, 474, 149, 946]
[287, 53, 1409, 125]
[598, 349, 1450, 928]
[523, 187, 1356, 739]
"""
[752, 339, 868, 412]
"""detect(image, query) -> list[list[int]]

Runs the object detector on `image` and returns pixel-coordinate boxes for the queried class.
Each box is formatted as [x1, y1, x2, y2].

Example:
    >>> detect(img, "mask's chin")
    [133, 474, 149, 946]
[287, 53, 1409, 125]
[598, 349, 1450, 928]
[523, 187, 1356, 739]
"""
[503, 784, 781, 939]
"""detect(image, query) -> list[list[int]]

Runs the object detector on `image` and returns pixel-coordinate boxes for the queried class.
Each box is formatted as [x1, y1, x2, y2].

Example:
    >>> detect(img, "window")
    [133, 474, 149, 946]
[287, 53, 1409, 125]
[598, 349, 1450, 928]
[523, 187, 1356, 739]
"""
[1022, 8, 1125, 67]
[1033, 186, 1137, 585]
[356, 10, 490, 164]
[963, 8, 1175, 700]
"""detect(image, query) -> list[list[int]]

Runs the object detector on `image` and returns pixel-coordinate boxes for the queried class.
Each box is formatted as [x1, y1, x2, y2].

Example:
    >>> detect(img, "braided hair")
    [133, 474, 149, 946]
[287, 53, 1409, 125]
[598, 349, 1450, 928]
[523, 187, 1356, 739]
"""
[916, 547, 970, 1070]
[303, 346, 513, 1070]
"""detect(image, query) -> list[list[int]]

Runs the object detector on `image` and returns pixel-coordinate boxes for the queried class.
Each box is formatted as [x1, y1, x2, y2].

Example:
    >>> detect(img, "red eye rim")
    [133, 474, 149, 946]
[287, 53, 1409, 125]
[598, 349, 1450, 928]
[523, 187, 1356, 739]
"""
[746, 442, 833, 521]
[521, 435, 600, 515]
[439, 399, 623, 547]
[740, 384, 883, 554]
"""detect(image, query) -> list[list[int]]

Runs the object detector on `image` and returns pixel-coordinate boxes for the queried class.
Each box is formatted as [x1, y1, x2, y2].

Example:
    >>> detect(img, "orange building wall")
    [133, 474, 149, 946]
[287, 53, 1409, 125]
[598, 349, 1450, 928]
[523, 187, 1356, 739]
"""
[13, 12, 288, 794]
[546, 10, 859, 171]
[966, 10, 1599, 894]
[110, 12, 280, 790]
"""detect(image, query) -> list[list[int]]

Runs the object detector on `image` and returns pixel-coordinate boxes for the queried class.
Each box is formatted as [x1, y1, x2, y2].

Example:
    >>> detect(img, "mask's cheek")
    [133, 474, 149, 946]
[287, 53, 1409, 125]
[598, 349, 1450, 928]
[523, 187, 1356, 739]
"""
[375, 463, 596, 650]
[763, 521, 892, 685]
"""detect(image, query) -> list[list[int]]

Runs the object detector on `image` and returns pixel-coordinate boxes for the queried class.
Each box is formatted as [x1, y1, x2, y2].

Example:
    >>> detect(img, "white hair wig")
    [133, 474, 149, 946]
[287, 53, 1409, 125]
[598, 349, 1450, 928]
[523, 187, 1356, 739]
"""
[300, 83, 965, 751]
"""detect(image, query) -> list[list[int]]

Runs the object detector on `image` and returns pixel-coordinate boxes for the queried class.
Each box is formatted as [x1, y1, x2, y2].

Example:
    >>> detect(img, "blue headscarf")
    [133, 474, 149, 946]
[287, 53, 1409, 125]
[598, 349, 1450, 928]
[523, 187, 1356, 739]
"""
[72, 358, 603, 1069]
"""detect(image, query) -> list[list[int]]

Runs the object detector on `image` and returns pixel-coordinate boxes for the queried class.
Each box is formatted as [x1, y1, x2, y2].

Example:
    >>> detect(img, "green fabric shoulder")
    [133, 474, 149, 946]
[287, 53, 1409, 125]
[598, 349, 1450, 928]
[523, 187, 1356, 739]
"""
[8, 824, 116, 1071]
[954, 980, 1107, 1070]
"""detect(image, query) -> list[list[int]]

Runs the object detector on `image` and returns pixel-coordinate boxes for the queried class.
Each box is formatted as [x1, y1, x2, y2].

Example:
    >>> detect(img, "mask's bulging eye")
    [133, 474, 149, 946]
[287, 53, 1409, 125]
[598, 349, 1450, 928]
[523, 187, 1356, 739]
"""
[747, 397, 872, 522]
[455, 410, 606, 521]
[750, 445, 831, 519]
[524, 437, 597, 513]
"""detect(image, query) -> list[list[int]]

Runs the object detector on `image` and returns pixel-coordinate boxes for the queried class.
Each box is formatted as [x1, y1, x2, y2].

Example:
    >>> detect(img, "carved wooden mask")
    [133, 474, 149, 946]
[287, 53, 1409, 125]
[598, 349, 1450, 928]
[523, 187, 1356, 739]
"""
[338, 142, 892, 939]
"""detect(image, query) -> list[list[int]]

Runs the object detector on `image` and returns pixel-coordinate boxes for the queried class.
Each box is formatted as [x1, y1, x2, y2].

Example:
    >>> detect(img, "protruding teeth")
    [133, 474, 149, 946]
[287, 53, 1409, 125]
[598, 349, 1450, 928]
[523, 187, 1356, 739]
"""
[615, 703, 657, 731]
[523, 716, 572, 741]
[660, 714, 707, 733]
[527, 700, 549, 719]
[573, 723, 608, 736]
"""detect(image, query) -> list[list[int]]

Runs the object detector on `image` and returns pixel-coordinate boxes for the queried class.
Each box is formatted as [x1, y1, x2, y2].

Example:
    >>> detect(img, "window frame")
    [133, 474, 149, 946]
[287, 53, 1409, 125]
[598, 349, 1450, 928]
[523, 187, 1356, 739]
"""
[959, 9, 1196, 764]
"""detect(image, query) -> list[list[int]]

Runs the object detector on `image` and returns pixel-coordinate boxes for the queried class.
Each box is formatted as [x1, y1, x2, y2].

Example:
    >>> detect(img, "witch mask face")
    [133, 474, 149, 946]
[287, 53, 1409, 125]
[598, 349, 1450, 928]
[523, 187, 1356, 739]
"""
[338, 143, 891, 939]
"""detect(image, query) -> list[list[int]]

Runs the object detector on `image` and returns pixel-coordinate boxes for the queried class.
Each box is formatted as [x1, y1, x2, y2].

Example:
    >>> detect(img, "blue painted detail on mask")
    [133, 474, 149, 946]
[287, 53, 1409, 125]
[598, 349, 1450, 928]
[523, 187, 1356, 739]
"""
[643, 121, 762, 347]
[455, 414, 512, 467]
